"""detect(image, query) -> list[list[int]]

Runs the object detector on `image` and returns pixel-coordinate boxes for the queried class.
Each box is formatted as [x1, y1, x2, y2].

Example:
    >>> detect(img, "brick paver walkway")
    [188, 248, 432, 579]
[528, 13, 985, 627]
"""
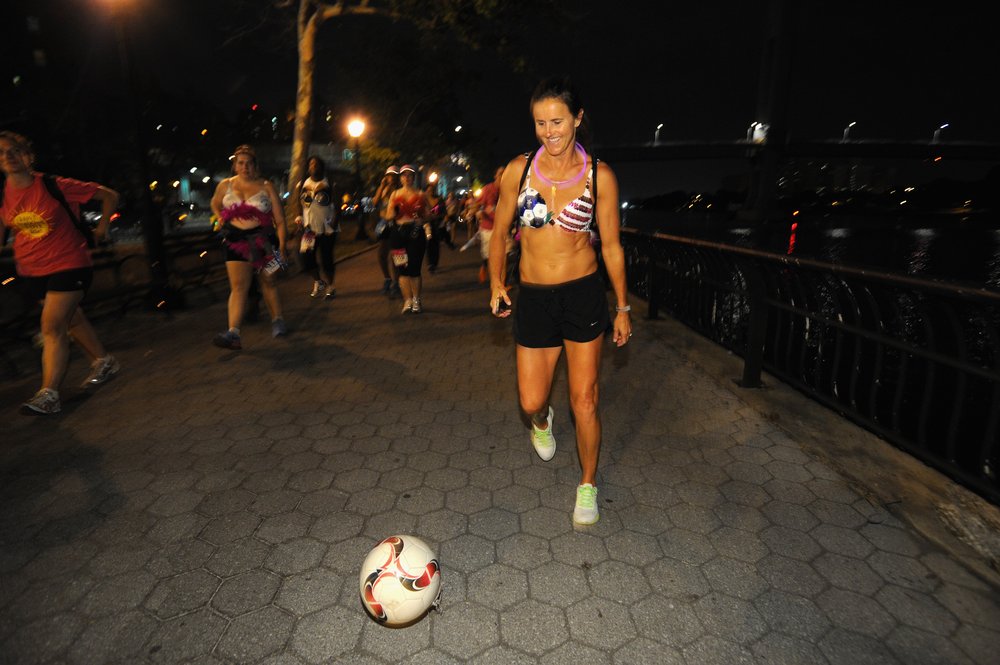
[2, 245, 999, 664]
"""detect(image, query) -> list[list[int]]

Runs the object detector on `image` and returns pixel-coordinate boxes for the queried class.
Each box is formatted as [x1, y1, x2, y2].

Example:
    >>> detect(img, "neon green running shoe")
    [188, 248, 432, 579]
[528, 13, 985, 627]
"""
[574, 483, 600, 525]
[530, 406, 556, 461]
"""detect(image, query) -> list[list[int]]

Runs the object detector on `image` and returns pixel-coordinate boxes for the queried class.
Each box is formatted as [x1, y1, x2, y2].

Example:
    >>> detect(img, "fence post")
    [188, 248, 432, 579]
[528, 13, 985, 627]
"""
[646, 253, 659, 320]
[739, 262, 766, 388]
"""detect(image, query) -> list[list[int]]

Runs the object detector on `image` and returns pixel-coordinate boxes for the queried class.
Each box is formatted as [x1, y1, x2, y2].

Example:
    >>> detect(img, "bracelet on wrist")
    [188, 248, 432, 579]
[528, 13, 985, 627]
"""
[616, 305, 631, 313]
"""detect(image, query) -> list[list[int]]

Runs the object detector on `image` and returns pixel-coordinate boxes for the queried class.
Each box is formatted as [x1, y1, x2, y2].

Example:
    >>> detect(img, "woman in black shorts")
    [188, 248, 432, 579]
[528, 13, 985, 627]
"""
[0, 131, 121, 415]
[487, 78, 632, 525]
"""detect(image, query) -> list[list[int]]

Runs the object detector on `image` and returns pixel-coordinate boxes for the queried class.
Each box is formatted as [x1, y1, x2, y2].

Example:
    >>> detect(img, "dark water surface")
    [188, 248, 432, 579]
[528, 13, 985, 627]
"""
[623, 208, 1000, 290]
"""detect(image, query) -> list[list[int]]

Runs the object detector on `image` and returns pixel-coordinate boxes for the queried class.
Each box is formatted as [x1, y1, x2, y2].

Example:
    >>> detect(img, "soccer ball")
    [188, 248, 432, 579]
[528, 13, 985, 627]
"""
[359, 535, 441, 626]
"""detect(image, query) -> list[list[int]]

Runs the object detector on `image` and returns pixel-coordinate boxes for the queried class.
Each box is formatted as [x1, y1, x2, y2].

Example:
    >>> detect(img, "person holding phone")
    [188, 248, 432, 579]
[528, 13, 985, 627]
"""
[488, 78, 632, 525]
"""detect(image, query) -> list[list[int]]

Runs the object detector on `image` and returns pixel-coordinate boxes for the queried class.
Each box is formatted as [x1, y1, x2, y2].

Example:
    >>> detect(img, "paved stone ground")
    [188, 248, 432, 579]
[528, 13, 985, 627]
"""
[2, 245, 999, 665]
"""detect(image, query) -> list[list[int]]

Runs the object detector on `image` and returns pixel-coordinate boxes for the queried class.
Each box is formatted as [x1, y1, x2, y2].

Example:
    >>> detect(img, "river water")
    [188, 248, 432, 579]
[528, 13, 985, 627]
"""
[622, 208, 1000, 290]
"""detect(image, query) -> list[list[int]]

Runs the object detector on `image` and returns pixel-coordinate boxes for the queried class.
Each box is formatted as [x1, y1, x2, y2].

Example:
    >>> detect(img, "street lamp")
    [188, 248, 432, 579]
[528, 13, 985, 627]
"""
[346, 118, 366, 239]
[101, 0, 170, 304]
[747, 122, 768, 144]
[841, 121, 856, 143]
[932, 123, 949, 144]
[654, 123, 663, 145]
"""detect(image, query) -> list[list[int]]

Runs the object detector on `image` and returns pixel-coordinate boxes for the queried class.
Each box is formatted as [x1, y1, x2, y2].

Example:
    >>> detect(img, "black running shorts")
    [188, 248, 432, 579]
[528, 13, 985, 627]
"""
[513, 272, 610, 348]
[19, 267, 94, 302]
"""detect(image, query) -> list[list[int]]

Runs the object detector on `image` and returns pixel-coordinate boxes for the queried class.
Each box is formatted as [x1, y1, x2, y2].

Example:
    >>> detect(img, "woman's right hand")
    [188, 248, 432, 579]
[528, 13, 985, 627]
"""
[491, 286, 511, 318]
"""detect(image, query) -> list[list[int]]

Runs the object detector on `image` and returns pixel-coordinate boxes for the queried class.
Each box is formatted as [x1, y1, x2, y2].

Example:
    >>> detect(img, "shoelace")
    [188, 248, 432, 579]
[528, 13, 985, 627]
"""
[577, 485, 597, 507]
[533, 426, 554, 444]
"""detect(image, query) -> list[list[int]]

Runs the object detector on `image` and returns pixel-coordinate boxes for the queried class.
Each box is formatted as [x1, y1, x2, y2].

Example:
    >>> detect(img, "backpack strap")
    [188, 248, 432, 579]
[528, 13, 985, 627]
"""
[518, 149, 537, 192]
[41, 174, 95, 248]
[589, 154, 601, 239]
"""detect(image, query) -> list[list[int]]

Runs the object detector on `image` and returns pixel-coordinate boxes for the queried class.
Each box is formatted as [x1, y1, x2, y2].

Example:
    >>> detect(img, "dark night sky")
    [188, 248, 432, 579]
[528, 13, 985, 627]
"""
[4, 0, 995, 197]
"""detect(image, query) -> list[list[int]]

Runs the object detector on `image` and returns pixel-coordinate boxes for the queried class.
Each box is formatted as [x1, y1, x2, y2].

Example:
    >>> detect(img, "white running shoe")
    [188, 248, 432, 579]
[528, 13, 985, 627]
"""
[574, 483, 600, 525]
[22, 388, 61, 415]
[530, 406, 556, 461]
[82, 354, 120, 388]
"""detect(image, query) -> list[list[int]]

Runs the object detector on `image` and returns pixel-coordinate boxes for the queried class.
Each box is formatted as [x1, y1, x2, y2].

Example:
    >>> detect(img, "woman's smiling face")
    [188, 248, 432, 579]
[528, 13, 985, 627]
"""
[532, 97, 582, 157]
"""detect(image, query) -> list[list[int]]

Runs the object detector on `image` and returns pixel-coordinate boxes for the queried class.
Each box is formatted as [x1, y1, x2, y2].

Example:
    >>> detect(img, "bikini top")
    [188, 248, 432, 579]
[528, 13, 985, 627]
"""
[394, 191, 426, 221]
[300, 178, 332, 207]
[516, 159, 595, 233]
[220, 178, 273, 227]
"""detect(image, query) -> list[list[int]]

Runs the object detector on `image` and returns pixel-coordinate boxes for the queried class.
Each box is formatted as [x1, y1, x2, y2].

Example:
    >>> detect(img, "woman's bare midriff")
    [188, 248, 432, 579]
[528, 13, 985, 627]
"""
[518, 227, 597, 285]
[228, 219, 264, 231]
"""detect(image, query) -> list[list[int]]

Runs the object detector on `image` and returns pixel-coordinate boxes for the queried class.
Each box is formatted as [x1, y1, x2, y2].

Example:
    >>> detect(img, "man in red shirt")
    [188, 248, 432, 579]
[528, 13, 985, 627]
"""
[0, 131, 121, 415]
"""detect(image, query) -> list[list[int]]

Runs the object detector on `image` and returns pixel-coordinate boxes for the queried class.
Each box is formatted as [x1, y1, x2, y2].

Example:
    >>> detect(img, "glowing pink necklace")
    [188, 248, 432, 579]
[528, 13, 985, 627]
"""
[532, 142, 588, 206]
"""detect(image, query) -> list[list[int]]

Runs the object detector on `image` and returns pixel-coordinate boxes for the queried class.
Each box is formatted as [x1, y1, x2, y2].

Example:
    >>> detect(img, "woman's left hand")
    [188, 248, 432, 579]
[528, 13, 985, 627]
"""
[612, 311, 633, 347]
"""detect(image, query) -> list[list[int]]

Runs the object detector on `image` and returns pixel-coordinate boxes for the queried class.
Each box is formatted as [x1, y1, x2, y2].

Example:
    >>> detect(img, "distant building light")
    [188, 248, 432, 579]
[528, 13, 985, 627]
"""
[171, 180, 180, 188]
[201, 129, 208, 136]
[149, 181, 158, 190]
[156, 124, 163, 131]
[189, 167, 198, 173]
[455, 125, 462, 132]
[202, 176, 211, 183]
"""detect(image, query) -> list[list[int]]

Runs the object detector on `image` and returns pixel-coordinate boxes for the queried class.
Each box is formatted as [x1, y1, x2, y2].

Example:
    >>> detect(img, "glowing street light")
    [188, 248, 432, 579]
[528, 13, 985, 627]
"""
[654, 123, 663, 145]
[841, 121, 856, 143]
[747, 122, 768, 144]
[428, 172, 439, 183]
[347, 119, 365, 139]
[454, 125, 462, 133]
[932, 123, 949, 144]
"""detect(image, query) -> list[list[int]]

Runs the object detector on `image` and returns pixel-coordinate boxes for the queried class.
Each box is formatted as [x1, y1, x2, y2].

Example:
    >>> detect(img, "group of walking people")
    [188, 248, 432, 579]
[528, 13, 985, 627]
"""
[2, 76, 632, 529]
[372, 164, 440, 314]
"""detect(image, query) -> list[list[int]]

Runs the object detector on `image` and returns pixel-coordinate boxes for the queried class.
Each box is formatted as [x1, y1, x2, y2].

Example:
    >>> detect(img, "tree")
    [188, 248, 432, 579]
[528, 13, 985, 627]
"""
[283, 0, 559, 199]
[288, 1, 376, 198]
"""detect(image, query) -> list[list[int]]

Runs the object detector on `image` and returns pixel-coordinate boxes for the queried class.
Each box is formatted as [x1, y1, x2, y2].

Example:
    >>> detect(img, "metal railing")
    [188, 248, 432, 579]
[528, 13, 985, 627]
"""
[622, 227, 1000, 504]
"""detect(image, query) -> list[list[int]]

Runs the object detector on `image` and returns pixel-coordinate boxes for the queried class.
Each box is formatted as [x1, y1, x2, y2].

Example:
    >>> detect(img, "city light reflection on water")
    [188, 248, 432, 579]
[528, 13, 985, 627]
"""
[908, 229, 934, 275]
